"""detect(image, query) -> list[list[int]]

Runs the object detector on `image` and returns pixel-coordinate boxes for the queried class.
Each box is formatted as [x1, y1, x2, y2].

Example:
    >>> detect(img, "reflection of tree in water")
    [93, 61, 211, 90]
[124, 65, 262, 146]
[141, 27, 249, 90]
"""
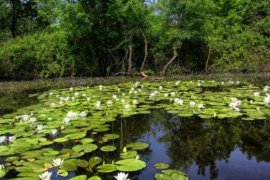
[239, 120, 270, 162]
[115, 109, 270, 179]
[157, 113, 243, 179]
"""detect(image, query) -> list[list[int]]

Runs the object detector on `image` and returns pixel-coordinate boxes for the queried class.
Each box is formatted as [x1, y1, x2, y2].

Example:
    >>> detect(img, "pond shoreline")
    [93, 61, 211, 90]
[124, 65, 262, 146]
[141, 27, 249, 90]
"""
[1, 73, 270, 92]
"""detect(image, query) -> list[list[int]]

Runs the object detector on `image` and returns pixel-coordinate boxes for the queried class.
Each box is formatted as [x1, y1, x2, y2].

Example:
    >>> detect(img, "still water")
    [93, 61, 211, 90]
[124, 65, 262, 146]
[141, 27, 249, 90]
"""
[116, 109, 270, 180]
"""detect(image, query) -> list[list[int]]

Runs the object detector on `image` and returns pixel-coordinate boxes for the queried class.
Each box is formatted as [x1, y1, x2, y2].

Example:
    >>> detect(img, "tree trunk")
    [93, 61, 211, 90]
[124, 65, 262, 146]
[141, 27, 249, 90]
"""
[11, 0, 19, 38]
[139, 28, 148, 72]
[128, 44, 133, 75]
[160, 47, 178, 76]
[205, 46, 211, 73]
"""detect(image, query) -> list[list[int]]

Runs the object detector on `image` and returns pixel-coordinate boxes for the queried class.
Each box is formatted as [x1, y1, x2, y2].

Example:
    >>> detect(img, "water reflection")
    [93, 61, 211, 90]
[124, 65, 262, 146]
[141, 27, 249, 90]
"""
[119, 109, 270, 180]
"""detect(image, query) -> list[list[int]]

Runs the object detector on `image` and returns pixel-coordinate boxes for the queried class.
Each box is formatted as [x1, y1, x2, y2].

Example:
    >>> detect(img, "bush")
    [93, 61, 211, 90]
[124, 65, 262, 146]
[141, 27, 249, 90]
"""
[0, 31, 74, 79]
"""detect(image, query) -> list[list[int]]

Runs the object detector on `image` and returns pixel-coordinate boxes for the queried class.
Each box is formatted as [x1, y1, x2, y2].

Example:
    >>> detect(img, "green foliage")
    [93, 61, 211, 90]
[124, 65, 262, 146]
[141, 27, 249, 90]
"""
[0, 0, 269, 78]
[0, 31, 73, 79]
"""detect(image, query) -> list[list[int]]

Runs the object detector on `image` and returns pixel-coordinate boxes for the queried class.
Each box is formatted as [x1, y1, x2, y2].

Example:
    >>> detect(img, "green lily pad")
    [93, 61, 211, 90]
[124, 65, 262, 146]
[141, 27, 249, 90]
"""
[154, 163, 170, 170]
[155, 169, 188, 180]
[100, 145, 116, 152]
[57, 169, 68, 177]
[89, 156, 102, 169]
[102, 134, 120, 141]
[69, 175, 87, 180]
[97, 164, 117, 173]
[120, 150, 138, 159]
[72, 144, 98, 153]
[88, 176, 102, 180]
[0, 170, 6, 178]
[126, 142, 149, 150]
[54, 137, 69, 143]
[115, 159, 146, 172]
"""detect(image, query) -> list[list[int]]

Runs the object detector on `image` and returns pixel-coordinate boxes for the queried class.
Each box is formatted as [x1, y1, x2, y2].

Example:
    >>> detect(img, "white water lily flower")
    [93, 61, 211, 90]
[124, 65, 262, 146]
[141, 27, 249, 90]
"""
[8, 136, 16, 143]
[134, 81, 140, 87]
[50, 103, 56, 107]
[107, 100, 113, 106]
[71, 97, 75, 101]
[79, 111, 87, 117]
[174, 98, 183, 105]
[170, 92, 176, 96]
[198, 104, 204, 109]
[51, 129, 58, 136]
[112, 95, 118, 99]
[120, 99, 126, 104]
[63, 117, 70, 124]
[66, 111, 78, 119]
[114, 172, 130, 180]
[74, 92, 79, 96]
[36, 125, 44, 131]
[0, 136, 7, 144]
[221, 81, 225, 85]
[39, 171, 52, 180]
[99, 85, 103, 91]
[264, 95, 270, 105]
[159, 86, 163, 90]
[132, 100, 138, 105]
[49, 92, 53, 96]
[175, 81, 180, 86]
[48, 117, 52, 121]
[164, 93, 169, 97]
[189, 101, 196, 106]
[51, 158, 64, 167]
[0, 164, 4, 170]
[87, 97, 91, 102]
[69, 87, 73, 91]
[124, 104, 130, 110]
[253, 92, 260, 97]
[229, 98, 241, 111]
[150, 92, 155, 97]
[263, 86, 269, 92]
[236, 81, 240, 85]
[82, 93, 86, 97]
[21, 114, 30, 121]
[95, 101, 101, 108]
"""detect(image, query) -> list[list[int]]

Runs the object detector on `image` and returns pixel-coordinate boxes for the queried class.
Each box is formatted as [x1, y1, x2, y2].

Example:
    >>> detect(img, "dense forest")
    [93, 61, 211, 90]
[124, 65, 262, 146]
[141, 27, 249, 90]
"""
[0, 0, 269, 79]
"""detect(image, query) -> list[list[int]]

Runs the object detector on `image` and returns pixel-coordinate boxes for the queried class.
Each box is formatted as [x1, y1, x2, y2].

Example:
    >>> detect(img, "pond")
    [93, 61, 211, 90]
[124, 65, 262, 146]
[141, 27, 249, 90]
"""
[0, 80, 270, 180]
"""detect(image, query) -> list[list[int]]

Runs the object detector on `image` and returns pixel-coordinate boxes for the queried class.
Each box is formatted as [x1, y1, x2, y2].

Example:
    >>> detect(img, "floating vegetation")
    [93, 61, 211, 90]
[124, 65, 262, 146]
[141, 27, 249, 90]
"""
[154, 163, 170, 170]
[1, 80, 270, 179]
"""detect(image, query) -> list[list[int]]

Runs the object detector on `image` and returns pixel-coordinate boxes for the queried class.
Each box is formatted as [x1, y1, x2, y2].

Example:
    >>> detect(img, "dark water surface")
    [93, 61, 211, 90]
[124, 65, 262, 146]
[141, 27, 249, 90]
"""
[115, 109, 270, 180]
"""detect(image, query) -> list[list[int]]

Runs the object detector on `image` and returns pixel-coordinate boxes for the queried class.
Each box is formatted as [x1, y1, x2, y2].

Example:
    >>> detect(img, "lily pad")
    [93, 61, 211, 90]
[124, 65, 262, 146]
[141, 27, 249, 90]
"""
[0, 170, 6, 178]
[89, 156, 102, 169]
[120, 150, 138, 159]
[100, 145, 116, 152]
[155, 169, 188, 180]
[126, 142, 149, 150]
[97, 164, 117, 173]
[115, 159, 146, 172]
[69, 175, 87, 180]
[88, 176, 102, 180]
[154, 163, 170, 170]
